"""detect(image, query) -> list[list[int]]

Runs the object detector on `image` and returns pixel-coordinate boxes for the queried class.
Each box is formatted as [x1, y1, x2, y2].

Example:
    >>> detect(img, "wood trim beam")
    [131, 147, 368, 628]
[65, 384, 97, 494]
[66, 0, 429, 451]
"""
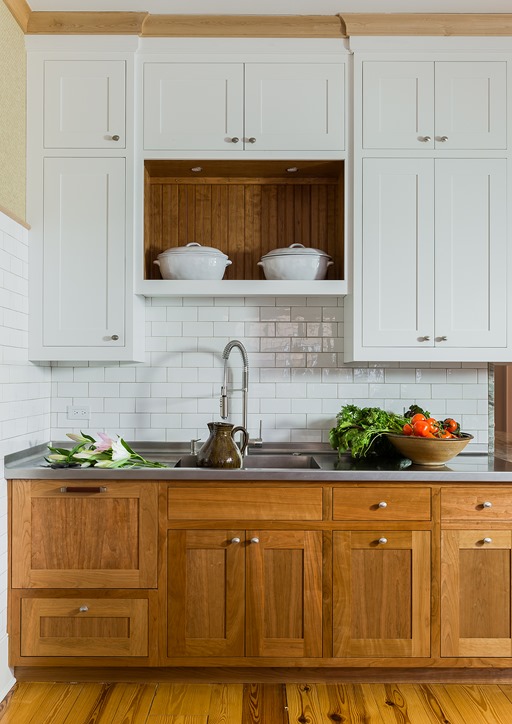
[3, 0, 31, 33]
[0, 204, 30, 230]
[26, 11, 148, 35]
[340, 13, 512, 36]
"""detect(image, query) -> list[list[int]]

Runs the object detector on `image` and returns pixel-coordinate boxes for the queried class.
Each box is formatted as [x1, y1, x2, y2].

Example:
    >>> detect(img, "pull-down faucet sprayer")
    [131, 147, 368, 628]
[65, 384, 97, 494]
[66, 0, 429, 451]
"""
[220, 340, 249, 445]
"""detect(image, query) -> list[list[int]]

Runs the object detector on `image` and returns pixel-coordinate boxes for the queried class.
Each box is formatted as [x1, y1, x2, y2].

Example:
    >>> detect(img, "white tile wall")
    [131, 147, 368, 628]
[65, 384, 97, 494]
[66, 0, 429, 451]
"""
[0, 210, 51, 698]
[50, 297, 490, 452]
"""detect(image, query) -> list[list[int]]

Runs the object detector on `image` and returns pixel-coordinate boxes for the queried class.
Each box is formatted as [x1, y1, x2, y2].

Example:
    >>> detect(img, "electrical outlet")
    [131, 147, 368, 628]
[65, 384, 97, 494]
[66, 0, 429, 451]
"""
[67, 405, 90, 420]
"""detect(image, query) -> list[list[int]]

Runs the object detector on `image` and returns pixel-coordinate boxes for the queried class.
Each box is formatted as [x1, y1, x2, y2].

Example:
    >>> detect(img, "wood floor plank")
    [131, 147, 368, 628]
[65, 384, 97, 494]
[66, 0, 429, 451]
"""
[285, 683, 325, 723]
[286, 683, 387, 723]
[208, 683, 243, 724]
[149, 684, 212, 717]
[0, 682, 84, 724]
[365, 683, 446, 724]
[92, 682, 158, 723]
[242, 683, 288, 724]
[58, 683, 108, 723]
[432, 684, 512, 724]
[146, 717, 208, 724]
[334, 684, 388, 723]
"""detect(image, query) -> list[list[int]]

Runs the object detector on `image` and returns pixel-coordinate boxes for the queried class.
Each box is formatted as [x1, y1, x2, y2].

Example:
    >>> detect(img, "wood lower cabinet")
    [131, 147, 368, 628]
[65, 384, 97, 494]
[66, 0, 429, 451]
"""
[167, 528, 323, 659]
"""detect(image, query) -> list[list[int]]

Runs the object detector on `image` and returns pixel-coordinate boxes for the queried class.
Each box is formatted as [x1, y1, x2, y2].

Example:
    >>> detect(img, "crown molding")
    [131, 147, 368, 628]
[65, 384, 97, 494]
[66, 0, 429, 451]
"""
[27, 11, 148, 34]
[341, 13, 512, 36]
[3, 0, 31, 33]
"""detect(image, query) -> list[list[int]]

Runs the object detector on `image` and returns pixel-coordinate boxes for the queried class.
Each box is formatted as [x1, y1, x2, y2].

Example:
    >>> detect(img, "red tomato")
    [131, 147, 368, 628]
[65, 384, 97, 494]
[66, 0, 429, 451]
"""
[412, 420, 430, 437]
[426, 417, 440, 433]
[402, 423, 413, 436]
[411, 413, 427, 425]
[443, 418, 459, 433]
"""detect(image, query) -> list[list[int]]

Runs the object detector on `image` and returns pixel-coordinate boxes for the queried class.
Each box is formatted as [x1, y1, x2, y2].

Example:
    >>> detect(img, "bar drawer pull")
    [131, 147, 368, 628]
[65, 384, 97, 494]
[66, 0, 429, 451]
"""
[60, 486, 107, 494]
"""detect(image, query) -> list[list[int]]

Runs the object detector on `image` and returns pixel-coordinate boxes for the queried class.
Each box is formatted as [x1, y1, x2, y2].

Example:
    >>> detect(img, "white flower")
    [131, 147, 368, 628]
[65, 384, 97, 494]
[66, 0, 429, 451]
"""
[93, 431, 114, 452]
[111, 437, 130, 462]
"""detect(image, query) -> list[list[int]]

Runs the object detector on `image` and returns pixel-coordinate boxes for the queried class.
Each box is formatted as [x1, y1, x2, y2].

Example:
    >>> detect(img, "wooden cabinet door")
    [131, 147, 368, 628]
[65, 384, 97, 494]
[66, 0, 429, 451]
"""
[245, 63, 344, 151]
[11, 480, 158, 589]
[434, 158, 507, 348]
[44, 60, 125, 148]
[246, 530, 322, 658]
[41, 157, 126, 349]
[435, 62, 506, 150]
[143, 63, 244, 151]
[441, 529, 512, 657]
[167, 530, 245, 657]
[362, 157, 434, 348]
[362, 61, 434, 150]
[333, 531, 430, 658]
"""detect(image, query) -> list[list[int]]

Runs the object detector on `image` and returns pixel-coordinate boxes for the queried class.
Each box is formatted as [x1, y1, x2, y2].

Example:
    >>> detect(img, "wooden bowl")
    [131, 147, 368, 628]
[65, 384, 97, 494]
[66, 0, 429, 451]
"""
[385, 433, 473, 466]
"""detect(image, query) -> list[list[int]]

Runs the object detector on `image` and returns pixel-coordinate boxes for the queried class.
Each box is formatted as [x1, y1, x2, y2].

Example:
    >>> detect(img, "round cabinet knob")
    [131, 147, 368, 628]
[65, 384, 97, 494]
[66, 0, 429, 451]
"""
[230, 537, 241, 544]
[111, 334, 119, 341]
[250, 537, 260, 544]
[377, 537, 388, 545]
[483, 537, 493, 544]
[419, 136, 431, 142]
[248, 137, 257, 143]
[111, 134, 120, 141]
[438, 135, 449, 142]
[483, 501, 493, 509]
[79, 605, 89, 613]
[378, 501, 388, 509]
[231, 137, 240, 143]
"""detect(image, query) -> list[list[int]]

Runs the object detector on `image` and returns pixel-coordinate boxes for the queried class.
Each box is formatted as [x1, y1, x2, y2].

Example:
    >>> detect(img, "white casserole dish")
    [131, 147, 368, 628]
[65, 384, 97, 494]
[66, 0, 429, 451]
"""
[154, 242, 232, 280]
[258, 243, 333, 280]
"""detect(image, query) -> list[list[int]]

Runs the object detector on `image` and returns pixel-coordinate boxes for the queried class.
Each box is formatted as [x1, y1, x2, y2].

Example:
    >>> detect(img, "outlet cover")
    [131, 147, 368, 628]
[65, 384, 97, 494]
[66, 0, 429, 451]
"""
[67, 405, 90, 420]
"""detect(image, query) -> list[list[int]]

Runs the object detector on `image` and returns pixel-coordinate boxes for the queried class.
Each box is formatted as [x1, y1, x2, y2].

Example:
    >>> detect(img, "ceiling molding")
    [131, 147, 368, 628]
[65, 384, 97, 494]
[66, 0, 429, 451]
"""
[27, 11, 148, 34]
[3, 0, 31, 33]
[340, 13, 512, 36]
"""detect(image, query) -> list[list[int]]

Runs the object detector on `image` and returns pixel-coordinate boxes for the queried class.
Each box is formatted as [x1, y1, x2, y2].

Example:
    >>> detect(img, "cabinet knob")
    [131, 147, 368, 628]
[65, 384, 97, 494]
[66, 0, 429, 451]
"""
[438, 135, 449, 142]
[250, 537, 260, 544]
[231, 537, 241, 544]
[378, 501, 387, 508]
[248, 137, 257, 143]
[418, 335, 430, 342]
[79, 605, 89, 613]
[482, 501, 493, 508]
[230, 137, 240, 143]
[418, 136, 431, 142]
[377, 537, 388, 545]
[110, 134, 120, 141]
[436, 336, 448, 342]
[483, 537, 493, 544]
[110, 334, 119, 341]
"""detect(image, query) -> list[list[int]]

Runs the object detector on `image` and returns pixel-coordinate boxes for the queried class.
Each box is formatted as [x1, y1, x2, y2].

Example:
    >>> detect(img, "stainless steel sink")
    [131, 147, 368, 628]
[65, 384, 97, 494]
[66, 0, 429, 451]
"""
[176, 453, 320, 469]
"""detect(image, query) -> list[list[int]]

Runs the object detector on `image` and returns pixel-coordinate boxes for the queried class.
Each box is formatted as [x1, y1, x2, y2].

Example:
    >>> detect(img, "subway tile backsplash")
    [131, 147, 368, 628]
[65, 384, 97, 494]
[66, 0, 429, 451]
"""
[49, 296, 490, 451]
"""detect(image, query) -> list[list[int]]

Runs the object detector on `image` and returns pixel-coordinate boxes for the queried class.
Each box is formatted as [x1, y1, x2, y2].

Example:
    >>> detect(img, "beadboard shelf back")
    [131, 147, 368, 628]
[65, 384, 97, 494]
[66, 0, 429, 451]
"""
[141, 159, 346, 296]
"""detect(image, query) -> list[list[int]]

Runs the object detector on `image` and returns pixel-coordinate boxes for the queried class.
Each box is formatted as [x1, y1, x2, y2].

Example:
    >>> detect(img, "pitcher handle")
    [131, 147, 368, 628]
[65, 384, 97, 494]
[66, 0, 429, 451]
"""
[231, 426, 249, 455]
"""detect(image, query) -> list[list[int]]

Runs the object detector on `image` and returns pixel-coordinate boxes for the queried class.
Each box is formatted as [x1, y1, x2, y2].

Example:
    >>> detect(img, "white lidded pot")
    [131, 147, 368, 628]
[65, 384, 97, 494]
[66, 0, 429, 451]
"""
[258, 243, 333, 280]
[154, 242, 232, 280]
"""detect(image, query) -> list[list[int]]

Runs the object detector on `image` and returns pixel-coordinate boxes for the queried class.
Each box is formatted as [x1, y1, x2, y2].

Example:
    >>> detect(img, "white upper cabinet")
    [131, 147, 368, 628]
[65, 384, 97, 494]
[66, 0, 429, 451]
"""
[363, 60, 507, 150]
[44, 60, 126, 148]
[143, 62, 344, 152]
[358, 157, 507, 359]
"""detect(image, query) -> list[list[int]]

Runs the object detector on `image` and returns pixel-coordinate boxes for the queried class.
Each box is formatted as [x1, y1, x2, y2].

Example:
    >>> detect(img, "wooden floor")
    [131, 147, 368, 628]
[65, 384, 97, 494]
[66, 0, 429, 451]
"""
[3, 682, 512, 723]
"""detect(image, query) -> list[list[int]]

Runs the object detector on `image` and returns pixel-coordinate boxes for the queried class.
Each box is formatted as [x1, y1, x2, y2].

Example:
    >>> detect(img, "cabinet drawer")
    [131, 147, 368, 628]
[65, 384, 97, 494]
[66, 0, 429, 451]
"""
[441, 488, 512, 520]
[20, 597, 148, 657]
[333, 488, 431, 521]
[167, 487, 323, 520]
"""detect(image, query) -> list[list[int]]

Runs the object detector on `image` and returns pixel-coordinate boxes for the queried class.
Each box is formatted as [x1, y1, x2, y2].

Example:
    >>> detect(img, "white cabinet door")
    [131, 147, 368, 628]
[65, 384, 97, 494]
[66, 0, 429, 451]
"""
[42, 158, 126, 348]
[434, 159, 507, 348]
[44, 60, 126, 148]
[363, 60, 507, 150]
[363, 61, 434, 150]
[435, 62, 507, 150]
[244, 63, 344, 151]
[362, 158, 435, 348]
[143, 63, 244, 151]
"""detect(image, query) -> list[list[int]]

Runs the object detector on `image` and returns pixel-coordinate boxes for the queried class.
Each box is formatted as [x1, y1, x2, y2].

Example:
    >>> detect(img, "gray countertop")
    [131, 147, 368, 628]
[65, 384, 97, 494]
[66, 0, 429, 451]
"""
[5, 441, 512, 482]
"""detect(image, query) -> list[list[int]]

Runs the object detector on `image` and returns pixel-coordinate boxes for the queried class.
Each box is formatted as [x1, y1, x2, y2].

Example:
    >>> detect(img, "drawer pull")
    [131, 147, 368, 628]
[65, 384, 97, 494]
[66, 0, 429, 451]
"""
[378, 501, 388, 508]
[79, 605, 89, 613]
[250, 537, 260, 544]
[230, 537, 241, 544]
[482, 501, 493, 509]
[377, 537, 388, 545]
[482, 537, 493, 544]
[60, 486, 107, 494]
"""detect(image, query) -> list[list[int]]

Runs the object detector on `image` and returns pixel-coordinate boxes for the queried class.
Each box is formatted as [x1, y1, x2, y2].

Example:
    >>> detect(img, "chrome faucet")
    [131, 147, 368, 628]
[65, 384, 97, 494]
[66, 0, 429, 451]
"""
[220, 340, 249, 448]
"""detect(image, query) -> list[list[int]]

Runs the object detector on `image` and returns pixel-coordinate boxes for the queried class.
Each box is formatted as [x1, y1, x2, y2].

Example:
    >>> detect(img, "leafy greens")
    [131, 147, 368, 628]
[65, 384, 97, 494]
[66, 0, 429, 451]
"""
[329, 404, 408, 459]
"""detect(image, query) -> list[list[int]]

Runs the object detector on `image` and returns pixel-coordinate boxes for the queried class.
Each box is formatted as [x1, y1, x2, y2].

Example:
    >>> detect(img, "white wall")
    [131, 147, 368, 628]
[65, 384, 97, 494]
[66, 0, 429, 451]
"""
[0, 210, 51, 697]
[50, 296, 489, 451]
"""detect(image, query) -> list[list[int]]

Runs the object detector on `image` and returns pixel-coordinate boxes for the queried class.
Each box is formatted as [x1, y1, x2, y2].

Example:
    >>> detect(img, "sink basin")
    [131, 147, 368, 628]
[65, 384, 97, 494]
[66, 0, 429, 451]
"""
[176, 454, 320, 469]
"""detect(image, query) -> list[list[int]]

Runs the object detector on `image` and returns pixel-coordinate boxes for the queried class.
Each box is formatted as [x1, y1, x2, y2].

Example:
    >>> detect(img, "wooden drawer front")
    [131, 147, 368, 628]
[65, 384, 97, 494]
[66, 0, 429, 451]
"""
[333, 488, 431, 521]
[441, 489, 512, 521]
[20, 598, 148, 657]
[167, 487, 323, 520]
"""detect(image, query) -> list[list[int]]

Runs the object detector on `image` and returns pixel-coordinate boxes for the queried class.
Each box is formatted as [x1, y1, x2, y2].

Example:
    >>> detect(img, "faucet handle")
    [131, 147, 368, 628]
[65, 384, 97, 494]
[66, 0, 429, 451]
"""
[251, 419, 264, 448]
[190, 438, 202, 455]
